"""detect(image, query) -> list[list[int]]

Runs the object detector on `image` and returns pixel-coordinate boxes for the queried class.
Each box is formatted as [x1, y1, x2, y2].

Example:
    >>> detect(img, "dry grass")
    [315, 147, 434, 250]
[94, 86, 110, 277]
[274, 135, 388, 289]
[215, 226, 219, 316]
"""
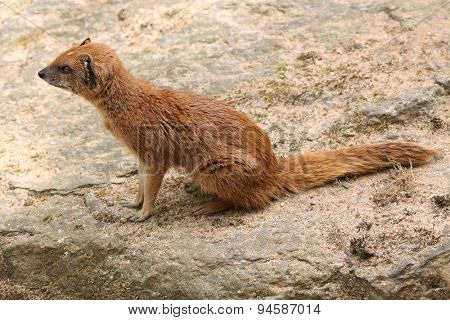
[349, 236, 374, 260]
[372, 163, 416, 207]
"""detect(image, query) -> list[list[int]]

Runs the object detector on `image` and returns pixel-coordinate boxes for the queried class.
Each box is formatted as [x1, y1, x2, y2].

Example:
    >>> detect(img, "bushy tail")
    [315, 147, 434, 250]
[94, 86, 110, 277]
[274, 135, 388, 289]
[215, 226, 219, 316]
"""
[278, 142, 436, 190]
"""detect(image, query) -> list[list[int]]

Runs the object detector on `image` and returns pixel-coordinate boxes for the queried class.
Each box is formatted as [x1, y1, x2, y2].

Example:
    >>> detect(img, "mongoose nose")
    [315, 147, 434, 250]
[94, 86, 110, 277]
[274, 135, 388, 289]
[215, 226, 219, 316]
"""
[38, 69, 46, 79]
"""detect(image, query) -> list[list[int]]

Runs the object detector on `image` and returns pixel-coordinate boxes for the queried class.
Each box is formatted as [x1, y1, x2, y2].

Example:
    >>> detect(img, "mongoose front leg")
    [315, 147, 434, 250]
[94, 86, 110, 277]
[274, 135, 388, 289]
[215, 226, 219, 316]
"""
[128, 172, 165, 222]
[121, 161, 145, 209]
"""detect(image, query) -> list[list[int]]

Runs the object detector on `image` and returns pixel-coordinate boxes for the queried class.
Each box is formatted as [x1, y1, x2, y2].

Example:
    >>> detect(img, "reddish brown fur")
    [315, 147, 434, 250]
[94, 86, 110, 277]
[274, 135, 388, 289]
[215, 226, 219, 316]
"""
[38, 39, 437, 220]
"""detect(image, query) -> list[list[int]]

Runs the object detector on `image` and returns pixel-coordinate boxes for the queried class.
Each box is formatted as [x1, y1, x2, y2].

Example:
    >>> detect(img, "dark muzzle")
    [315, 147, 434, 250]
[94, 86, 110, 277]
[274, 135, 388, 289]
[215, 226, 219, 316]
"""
[38, 69, 47, 79]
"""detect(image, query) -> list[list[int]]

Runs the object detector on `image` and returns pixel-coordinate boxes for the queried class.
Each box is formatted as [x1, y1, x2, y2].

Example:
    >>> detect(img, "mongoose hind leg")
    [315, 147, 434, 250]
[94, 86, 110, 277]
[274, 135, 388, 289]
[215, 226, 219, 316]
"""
[192, 200, 234, 215]
[128, 171, 165, 222]
[193, 156, 274, 212]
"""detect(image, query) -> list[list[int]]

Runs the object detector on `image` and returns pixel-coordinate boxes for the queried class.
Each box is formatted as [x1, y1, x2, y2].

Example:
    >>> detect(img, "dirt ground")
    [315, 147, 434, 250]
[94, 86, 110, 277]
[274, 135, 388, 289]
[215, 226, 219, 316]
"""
[0, 0, 449, 299]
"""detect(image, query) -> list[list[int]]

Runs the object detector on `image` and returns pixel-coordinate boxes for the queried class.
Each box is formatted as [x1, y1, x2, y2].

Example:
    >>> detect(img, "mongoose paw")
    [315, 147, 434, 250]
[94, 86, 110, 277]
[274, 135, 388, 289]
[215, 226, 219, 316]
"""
[128, 213, 149, 222]
[128, 207, 153, 222]
[120, 198, 143, 209]
[184, 181, 201, 194]
[192, 200, 234, 215]
[191, 207, 205, 215]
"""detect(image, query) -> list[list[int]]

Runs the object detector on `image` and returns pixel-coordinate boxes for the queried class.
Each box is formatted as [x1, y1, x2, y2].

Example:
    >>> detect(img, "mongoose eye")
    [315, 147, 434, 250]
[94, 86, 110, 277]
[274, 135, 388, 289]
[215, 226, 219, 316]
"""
[59, 65, 72, 74]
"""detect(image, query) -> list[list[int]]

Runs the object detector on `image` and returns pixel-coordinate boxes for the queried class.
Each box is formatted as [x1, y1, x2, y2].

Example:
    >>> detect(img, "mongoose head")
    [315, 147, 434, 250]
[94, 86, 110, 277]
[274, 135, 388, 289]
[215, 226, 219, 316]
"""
[38, 38, 124, 99]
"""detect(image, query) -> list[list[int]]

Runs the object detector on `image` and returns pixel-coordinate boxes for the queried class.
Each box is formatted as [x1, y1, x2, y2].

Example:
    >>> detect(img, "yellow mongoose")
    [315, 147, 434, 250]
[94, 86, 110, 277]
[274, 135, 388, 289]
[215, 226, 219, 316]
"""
[38, 38, 436, 221]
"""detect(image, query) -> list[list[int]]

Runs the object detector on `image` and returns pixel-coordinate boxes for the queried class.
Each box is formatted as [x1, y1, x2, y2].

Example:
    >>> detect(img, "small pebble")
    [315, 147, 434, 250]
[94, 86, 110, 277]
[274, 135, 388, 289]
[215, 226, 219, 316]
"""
[117, 8, 128, 21]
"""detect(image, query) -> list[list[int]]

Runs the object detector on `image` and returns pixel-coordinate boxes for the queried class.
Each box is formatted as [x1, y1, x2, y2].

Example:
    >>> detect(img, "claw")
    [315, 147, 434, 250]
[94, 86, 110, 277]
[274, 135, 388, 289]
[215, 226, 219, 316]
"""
[191, 206, 210, 216]
[127, 214, 147, 222]
[127, 208, 152, 222]
[120, 198, 143, 209]
[191, 207, 202, 216]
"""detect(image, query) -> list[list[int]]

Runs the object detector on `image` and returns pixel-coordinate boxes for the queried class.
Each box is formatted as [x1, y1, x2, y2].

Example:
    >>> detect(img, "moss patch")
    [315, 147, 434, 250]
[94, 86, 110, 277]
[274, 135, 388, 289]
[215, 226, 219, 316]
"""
[16, 29, 44, 47]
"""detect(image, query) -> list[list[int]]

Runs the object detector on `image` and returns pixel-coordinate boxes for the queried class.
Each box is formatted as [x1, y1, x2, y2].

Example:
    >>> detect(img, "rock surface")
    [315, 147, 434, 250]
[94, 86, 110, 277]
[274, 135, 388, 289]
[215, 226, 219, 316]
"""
[361, 85, 442, 122]
[0, 0, 449, 299]
[435, 74, 450, 93]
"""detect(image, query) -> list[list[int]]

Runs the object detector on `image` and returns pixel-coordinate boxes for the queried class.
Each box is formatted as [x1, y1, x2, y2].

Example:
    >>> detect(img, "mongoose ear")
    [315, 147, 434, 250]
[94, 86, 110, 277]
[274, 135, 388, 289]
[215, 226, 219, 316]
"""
[79, 53, 97, 89]
[80, 38, 91, 46]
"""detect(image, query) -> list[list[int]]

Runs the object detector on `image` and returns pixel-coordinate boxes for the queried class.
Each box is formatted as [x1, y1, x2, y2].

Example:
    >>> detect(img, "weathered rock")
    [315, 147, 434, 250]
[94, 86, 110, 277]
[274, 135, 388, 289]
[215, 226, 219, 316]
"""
[2, 223, 448, 299]
[372, 246, 450, 299]
[435, 74, 450, 93]
[361, 85, 443, 122]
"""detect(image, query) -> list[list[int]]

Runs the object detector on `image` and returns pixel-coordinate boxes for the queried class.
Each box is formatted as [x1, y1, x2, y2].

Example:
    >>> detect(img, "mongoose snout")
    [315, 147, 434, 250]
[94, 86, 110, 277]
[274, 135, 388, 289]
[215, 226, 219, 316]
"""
[38, 69, 46, 79]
